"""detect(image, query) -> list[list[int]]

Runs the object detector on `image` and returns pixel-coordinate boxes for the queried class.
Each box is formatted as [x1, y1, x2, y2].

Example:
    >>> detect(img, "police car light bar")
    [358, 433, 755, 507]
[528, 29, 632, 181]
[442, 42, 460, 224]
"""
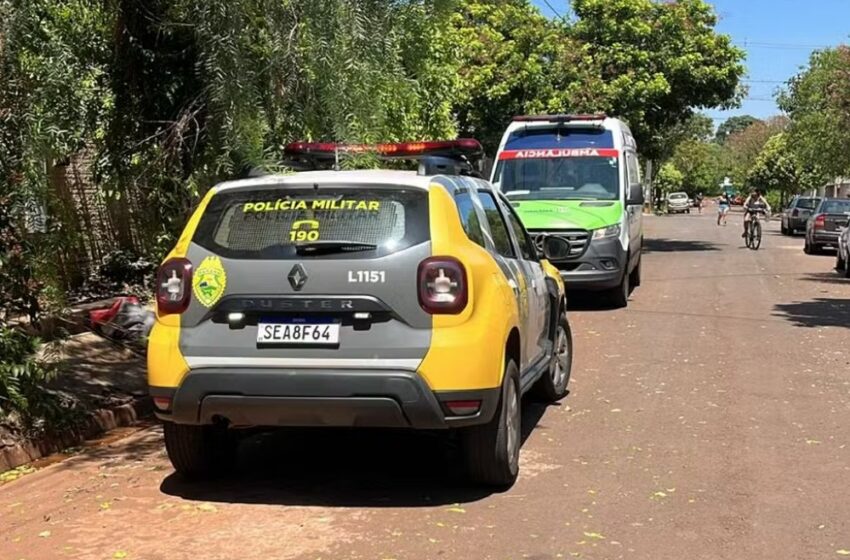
[512, 113, 608, 123]
[284, 139, 483, 159]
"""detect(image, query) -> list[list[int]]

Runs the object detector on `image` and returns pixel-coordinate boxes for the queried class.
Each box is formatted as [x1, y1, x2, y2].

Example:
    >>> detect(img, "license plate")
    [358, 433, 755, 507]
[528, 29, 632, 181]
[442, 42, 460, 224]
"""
[257, 319, 340, 345]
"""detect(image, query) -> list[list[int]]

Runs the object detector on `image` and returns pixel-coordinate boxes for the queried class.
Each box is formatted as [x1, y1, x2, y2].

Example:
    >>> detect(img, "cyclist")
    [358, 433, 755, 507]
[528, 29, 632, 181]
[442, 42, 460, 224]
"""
[742, 189, 771, 239]
[717, 192, 731, 226]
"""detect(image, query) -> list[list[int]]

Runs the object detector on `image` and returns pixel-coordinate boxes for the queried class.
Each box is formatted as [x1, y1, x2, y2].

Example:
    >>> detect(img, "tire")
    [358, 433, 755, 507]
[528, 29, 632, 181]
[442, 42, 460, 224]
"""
[163, 422, 237, 478]
[836, 253, 846, 272]
[463, 360, 521, 488]
[844, 252, 850, 278]
[630, 252, 642, 288]
[606, 267, 630, 308]
[532, 311, 572, 402]
[751, 222, 762, 250]
[781, 222, 788, 235]
[804, 237, 812, 254]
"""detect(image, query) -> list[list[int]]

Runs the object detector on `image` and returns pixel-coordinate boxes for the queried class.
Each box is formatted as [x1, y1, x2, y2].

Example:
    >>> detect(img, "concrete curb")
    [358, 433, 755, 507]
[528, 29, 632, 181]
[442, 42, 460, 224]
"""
[0, 396, 153, 472]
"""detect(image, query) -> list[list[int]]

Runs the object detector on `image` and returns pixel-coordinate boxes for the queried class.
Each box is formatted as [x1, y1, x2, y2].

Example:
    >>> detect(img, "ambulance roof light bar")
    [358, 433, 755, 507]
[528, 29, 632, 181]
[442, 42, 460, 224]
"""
[282, 139, 485, 177]
[512, 113, 608, 123]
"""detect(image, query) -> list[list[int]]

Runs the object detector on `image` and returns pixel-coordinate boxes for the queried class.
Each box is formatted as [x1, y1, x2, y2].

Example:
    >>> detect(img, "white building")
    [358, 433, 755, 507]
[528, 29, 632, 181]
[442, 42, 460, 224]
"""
[816, 178, 850, 198]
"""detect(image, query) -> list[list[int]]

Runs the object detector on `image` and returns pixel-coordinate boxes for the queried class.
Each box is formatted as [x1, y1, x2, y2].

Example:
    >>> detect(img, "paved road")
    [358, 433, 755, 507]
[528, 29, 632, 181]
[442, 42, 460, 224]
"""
[3, 211, 850, 560]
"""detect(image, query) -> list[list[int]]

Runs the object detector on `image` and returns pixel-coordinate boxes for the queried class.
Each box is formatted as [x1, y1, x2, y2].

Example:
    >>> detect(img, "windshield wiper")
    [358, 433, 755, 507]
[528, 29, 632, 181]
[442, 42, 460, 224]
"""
[294, 240, 378, 255]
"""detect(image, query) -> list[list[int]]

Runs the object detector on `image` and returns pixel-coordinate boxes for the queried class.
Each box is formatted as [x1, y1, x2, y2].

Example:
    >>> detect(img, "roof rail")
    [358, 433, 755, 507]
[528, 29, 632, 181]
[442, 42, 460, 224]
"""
[282, 139, 485, 177]
[512, 113, 608, 123]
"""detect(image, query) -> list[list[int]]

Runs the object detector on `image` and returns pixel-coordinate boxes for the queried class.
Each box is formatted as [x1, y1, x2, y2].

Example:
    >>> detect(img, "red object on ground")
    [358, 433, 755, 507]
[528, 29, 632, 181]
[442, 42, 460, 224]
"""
[89, 296, 140, 328]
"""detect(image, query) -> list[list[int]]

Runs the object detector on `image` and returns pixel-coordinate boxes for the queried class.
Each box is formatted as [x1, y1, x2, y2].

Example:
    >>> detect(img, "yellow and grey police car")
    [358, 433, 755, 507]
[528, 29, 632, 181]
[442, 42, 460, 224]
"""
[148, 140, 573, 487]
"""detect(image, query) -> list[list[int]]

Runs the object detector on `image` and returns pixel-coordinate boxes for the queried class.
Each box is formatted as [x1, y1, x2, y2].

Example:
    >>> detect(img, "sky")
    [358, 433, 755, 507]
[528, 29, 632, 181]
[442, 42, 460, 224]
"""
[532, 0, 850, 126]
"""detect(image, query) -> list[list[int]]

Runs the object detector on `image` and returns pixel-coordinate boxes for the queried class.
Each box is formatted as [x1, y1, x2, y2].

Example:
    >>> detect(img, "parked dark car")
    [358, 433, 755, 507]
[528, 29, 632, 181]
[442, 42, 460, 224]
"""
[805, 198, 850, 254]
[781, 195, 821, 235]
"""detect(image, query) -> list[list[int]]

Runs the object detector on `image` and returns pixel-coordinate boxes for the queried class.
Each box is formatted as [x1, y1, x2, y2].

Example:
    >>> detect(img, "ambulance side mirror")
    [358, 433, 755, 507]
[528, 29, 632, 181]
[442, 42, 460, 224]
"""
[627, 183, 644, 206]
[542, 236, 572, 261]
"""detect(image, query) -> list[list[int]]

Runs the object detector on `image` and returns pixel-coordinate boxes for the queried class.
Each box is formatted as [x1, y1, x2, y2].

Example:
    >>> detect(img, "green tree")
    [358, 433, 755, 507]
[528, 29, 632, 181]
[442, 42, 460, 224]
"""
[779, 46, 850, 181]
[570, 0, 745, 159]
[654, 162, 684, 193]
[450, 0, 596, 151]
[670, 139, 726, 196]
[715, 115, 759, 144]
[747, 133, 818, 206]
[724, 116, 788, 185]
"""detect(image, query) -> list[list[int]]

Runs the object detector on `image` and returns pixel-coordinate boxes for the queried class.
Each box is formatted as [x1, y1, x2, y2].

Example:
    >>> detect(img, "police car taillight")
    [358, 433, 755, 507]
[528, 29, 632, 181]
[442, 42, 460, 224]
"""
[418, 257, 468, 315]
[156, 258, 193, 315]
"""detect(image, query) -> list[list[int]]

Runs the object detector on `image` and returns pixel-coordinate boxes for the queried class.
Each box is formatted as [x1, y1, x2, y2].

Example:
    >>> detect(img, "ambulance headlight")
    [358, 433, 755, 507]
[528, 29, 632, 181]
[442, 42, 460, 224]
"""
[592, 224, 621, 240]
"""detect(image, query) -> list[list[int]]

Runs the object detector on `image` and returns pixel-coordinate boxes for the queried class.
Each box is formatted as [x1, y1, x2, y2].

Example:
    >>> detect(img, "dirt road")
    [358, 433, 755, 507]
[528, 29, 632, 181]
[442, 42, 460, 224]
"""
[2, 212, 849, 560]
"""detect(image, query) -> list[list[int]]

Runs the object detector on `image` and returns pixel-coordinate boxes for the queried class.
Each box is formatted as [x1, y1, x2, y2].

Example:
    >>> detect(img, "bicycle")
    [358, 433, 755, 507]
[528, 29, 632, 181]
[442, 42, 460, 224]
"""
[745, 208, 768, 250]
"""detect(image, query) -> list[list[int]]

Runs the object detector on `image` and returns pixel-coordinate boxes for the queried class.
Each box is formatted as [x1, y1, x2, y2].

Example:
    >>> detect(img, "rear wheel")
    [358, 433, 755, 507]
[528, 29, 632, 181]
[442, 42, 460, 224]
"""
[463, 360, 521, 488]
[781, 222, 789, 235]
[837, 252, 846, 272]
[163, 422, 237, 478]
[532, 312, 572, 402]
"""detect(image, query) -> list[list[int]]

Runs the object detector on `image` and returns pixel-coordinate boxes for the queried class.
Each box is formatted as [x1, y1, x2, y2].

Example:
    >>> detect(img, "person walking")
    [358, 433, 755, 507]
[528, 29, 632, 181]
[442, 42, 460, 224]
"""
[717, 192, 731, 226]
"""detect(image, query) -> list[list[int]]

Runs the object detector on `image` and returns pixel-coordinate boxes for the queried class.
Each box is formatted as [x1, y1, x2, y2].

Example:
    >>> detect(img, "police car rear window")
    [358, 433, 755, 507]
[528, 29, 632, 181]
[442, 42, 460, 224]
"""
[193, 186, 430, 259]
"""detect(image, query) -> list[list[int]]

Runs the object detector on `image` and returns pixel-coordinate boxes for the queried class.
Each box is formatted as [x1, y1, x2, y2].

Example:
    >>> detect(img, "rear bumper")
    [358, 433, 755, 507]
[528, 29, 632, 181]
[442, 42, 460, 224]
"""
[553, 237, 626, 291]
[150, 368, 500, 430]
[786, 217, 809, 230]
[812, 231, 841, 245]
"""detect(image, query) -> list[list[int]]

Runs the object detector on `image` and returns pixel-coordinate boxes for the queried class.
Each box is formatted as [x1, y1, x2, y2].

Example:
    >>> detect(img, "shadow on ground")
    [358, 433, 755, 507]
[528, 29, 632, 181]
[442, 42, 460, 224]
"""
[159, 397, 560, 508]
[643, 238, 722, 254]
[798, 272, 850, 285]
[773, 298, 850, 329]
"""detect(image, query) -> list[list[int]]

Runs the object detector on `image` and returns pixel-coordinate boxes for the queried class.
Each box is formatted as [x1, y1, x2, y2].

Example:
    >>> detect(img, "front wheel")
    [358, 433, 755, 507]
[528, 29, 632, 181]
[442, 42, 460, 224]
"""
[630, 252, 642, 288]
[463, 360, 521, 488]
[532, 312, 572, 402]
[605, 265, 630, 308]
[751, 221, 762, 250]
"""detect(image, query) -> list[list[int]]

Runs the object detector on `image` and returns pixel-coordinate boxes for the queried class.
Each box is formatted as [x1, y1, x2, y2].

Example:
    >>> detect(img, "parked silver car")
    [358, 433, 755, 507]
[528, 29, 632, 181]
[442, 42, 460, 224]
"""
[667, 192, 690, 214]
[781, 195, 821, 235]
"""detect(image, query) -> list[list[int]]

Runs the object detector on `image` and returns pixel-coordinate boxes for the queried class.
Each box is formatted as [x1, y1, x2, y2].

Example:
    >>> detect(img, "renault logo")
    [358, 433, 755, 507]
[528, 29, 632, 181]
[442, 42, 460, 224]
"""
[288, 264, 308, 291]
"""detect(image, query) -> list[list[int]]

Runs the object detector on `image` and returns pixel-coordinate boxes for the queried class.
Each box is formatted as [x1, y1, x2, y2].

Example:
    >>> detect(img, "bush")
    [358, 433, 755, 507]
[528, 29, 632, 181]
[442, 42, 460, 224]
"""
[0, 326, 60, 426]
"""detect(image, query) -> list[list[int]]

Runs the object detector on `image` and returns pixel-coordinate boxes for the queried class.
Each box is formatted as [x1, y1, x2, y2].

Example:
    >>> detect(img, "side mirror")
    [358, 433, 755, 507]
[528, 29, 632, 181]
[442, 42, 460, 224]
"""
[627, 183, 644, 206]
[542, 235, 572, 261]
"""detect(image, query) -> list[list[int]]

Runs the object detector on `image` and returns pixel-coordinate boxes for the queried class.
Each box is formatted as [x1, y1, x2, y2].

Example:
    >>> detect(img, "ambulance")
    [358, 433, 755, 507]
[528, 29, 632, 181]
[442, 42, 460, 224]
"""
[491, 114, 644, 307]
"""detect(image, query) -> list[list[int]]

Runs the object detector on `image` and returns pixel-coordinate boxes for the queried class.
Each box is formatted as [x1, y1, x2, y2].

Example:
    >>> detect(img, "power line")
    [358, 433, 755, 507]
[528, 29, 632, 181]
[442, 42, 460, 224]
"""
[542, 0, 565, 19]
[734, 40, 835, 51]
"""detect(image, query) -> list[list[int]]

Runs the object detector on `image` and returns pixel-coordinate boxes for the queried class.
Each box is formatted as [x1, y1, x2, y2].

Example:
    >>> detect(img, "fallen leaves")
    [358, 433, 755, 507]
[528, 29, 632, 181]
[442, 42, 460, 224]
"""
[446, 507, 466, 514]
[38, 530, 51, 538]
[583, 532, 605, 540]
[0, 466, 36, 484]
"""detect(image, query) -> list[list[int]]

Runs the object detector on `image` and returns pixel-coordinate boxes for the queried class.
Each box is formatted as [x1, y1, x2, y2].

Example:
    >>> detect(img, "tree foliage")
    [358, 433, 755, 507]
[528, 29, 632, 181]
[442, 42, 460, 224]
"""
[669, 139, 726, 196]
[779, 46, 850, 181]
[714, 115, 759, 144]
[570, 0, 745, 159]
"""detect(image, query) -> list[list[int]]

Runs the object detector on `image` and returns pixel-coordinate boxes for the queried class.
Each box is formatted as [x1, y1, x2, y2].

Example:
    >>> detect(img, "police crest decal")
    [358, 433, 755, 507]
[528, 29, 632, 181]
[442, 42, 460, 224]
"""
[193, 256, 227, 308]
